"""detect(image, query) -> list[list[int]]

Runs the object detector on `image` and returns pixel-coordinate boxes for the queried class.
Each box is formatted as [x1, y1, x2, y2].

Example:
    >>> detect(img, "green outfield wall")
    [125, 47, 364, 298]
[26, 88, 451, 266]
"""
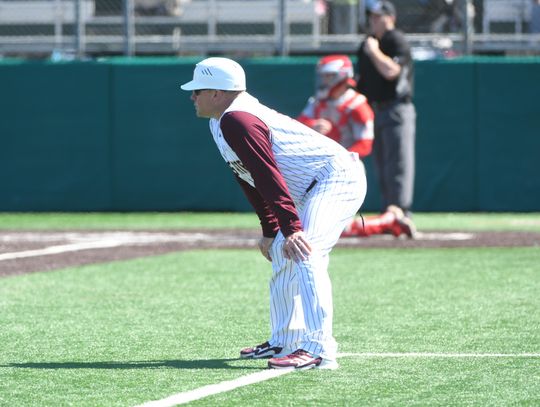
[1, 57, 539, 212]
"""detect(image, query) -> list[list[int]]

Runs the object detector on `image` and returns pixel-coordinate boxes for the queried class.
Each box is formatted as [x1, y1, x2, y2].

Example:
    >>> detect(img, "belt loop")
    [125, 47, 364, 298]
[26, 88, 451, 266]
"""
[306, 179, 317, 194]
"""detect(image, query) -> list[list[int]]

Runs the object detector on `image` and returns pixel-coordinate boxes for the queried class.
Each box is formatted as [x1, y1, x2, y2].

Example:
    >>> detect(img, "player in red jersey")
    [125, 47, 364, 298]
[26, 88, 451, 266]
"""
[298, 55, 415, 238]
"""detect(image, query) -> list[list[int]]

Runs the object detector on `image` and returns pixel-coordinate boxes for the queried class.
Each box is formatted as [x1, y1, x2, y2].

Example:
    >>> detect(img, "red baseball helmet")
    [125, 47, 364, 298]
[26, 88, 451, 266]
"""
[315, 55, 355, 99]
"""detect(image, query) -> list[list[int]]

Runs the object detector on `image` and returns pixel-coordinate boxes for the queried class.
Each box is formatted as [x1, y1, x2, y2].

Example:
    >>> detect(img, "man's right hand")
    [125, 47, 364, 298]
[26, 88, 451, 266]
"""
[283, 231, 312, 262]
[258, 236, 274, 262]
[364, 36, 380, 57]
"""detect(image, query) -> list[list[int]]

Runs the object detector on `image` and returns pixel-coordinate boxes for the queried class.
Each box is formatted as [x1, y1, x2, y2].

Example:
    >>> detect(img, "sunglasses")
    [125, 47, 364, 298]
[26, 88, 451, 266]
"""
[193, 89, 210, 96]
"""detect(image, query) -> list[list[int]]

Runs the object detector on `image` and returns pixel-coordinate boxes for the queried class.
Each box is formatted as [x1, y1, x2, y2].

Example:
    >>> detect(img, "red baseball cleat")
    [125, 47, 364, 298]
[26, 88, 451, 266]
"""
[267, 349, 322, 370]
[387, 205, 417, 239]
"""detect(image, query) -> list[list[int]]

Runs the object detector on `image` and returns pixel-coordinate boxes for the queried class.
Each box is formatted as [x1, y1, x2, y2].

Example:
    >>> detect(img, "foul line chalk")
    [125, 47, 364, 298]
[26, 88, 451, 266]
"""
[134, 352, 539, 406]
[338, 352, 540, 358]
[0, 240, 123, 261]
[134, 368, 294, 407]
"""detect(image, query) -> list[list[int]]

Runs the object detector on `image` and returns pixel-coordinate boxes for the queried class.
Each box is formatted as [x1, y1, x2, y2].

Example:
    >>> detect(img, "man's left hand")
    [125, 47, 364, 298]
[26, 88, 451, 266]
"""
[258, 236, 274, 262]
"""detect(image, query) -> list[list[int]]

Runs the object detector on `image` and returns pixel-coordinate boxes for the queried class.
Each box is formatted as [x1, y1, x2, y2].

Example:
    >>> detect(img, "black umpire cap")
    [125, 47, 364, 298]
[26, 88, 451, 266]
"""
[368, 0, 397, 17]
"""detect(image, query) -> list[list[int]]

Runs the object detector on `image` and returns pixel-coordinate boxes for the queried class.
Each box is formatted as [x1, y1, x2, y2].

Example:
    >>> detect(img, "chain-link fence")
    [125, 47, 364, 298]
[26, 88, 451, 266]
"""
[0, 0, 539, 58]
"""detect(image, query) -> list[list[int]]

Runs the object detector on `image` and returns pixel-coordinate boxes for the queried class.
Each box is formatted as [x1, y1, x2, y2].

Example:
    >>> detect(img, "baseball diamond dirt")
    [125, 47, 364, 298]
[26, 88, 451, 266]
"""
[1, 229, 539, 278]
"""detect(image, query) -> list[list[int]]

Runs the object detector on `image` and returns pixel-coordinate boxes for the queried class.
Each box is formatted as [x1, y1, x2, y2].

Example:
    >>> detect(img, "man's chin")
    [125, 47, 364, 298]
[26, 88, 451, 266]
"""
[196, 111, 210, 119]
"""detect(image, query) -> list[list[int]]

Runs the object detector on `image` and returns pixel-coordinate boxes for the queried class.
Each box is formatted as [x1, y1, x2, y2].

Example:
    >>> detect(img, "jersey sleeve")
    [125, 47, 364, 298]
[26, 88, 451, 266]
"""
[297, 97, 318, 128]
[350, 99, 375, 125]
[220, 111, 302, 237]
[348, 96, 374, 157]
[297, 114, 319, 129]
[389, 31, 411, 66]
[348, 138, 373, 157]
[235, 176, 280, 237]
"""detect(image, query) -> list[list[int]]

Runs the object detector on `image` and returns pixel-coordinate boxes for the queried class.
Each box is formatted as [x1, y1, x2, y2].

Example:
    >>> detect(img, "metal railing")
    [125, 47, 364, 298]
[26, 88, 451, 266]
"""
[0, 0, 539, 59]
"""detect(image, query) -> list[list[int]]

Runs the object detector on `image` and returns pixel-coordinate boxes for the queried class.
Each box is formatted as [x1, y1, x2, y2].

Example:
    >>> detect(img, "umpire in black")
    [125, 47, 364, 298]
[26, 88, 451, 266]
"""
[356, 0, 416, 225]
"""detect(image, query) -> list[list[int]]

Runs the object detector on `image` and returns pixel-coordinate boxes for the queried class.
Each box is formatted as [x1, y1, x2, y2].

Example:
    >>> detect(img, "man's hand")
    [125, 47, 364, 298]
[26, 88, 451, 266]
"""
[258, 236, 274, 262]
[283, 231, 312, 262]
[312, 118, 333, 135]
[364, 36, 401, 80]
[364, 36, 380, 57]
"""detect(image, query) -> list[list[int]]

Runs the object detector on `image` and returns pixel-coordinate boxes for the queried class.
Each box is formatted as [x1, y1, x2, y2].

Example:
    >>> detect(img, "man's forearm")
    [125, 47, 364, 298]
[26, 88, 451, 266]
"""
[369, 48, 401, 81]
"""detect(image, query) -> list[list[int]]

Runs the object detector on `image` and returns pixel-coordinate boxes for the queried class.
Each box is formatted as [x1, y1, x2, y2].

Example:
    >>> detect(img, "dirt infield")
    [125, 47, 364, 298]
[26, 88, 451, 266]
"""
[1, 229, 539, 278]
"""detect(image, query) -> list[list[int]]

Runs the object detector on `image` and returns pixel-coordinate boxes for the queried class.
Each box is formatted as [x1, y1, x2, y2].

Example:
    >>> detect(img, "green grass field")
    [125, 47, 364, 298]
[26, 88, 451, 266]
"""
[0, 213, 539, 406]
[1, 211, 540, 231]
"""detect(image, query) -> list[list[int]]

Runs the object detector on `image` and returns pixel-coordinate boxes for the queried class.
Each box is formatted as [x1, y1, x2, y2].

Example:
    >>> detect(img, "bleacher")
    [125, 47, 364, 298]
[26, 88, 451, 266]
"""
[482, 0, 532, 34]
[0, 0, 323, 54]
[0, 0, 538, 56]
[0, 0, 319, 33]
[0, 0, 95, 24]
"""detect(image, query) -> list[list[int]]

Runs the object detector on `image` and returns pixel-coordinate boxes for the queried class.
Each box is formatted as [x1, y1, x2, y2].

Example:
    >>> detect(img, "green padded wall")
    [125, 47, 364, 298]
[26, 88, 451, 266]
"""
[476, 60, 540, 211]
[109, 60, 243, 211]
[0, 61, 111, 211]
[414, 59, 478, 211]
[0, 57, 539, 212]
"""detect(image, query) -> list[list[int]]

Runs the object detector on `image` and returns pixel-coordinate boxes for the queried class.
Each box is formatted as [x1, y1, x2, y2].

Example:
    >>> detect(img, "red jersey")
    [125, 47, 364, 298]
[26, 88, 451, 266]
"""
[298, 88, 374, 158]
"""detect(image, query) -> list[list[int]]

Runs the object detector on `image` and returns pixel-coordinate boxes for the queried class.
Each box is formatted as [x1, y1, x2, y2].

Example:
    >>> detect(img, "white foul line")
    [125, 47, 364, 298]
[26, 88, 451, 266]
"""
[0, 232, 254, 262]
[0, 230, 478, 263]
[134, 368, 294, 407]
[0, 240, 123, 261]
[134, 352, 539, 406]
[338, 352, 540, 358]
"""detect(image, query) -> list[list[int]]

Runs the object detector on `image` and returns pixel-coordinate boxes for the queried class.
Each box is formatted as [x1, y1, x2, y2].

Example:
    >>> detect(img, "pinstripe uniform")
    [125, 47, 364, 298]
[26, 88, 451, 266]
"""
[210, 92, 367, 362]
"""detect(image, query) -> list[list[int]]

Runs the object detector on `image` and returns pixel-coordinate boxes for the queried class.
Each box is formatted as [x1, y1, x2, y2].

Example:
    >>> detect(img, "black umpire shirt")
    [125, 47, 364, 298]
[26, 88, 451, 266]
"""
[356, 29, 414, 104]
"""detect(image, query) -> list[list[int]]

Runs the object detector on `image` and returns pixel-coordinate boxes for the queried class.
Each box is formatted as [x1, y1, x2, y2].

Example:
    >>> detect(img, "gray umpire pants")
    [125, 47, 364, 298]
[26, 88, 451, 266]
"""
[372, 100, 416, 212]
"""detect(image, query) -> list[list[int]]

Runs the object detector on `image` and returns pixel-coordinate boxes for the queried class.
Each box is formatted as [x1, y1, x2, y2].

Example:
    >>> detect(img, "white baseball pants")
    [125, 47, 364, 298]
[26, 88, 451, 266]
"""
[267, 154, 367, 361]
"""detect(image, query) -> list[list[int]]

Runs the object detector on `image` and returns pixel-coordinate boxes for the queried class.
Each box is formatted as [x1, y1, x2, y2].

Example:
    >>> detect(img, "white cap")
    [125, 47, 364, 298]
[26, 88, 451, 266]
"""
[180, 57, 246, 91]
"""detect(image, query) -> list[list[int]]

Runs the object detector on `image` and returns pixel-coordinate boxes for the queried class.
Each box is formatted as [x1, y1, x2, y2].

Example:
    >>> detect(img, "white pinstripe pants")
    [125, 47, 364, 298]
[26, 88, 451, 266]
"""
[268, 154, 367, 361]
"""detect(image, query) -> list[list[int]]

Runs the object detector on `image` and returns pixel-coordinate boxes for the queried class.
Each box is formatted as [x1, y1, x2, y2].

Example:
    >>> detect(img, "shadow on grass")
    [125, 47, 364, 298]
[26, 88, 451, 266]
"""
[2, 358, 262, 370]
